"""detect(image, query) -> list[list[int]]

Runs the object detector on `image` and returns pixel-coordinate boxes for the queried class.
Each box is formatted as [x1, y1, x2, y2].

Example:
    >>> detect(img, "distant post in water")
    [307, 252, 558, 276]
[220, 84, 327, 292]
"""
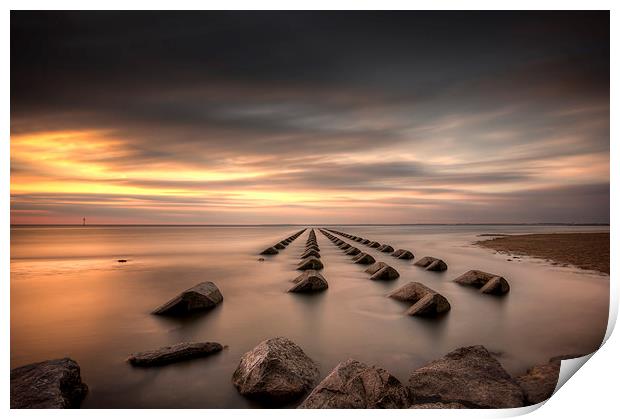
[82, 217, 86, 226]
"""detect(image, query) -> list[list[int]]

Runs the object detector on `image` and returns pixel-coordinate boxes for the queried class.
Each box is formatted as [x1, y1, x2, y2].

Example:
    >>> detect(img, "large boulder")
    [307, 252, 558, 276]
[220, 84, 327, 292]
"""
[414, 256, 447, 271]
[365, 262, 400, 280]
[152, 281, 223, 315]
[232, 337, 319, 405]
[453, 270, 510, 295]
[289, 271, 328, 293]
[299, 359, 410, 408]
[260, 247, 279, 255]
[353, 253, 376, 265]
[515, 355, 580, 405]
[388, 282, 450, 316]
[297, 257, 324, 271]
[11, 358, 88, 408]
[411, 402, 467, 408]
[408, 346, 524, 408]
[128, 342, 223, 366]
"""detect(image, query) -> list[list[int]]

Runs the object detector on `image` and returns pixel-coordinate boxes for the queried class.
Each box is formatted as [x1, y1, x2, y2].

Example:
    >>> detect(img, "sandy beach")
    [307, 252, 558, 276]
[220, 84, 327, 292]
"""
[476, 232, 609, 275]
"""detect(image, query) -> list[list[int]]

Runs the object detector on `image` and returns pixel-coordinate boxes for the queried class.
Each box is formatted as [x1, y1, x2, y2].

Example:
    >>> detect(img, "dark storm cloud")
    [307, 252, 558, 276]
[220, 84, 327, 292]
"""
[10, 11, 609, 223]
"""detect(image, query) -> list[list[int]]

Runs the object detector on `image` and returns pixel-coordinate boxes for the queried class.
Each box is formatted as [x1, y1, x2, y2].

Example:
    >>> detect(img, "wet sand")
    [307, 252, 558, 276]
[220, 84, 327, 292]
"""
[476, 232, 609, 275]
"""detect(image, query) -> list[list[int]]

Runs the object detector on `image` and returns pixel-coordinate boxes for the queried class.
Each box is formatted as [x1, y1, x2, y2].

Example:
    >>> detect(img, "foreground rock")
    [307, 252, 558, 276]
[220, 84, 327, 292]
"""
[297, 257, 324, 271]
[128, 341, 223, 366]
[11, 358, 88, 408]
[289, 271, 328, 293]
[453, 270, 510, 295]
[365, 262, 400, 280]
[152, 281, 223, 315]
[515, 355, 581, 405]
[392, 249, 415, 259]
[299, 359, 410, 408]
[232, 337, 319, 405]
[414, 256, 448, 271]
[388, 282, 450, 316]
[408, 346, 524, 408]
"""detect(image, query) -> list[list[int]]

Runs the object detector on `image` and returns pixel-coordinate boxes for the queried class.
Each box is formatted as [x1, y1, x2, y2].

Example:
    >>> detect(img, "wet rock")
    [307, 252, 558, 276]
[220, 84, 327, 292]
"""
[260, 247, 279, 255]
[368, 241, 381, 248]
[301, 249, 321, 259]
[388, 282, 450, 316]
[306, 244, 320, 252]
[274, 243, 286, 250]
[352, 253, 376, 265]
[297, 257, 324, 271]
[345, 247, 361, 256]
[378, 245, 395, 253]
[410, 402, 467, 408]
[339, 243, 351, 250]
[288, 271, 328, 293]
[408, 345, 524, 408]
[128, 342, 223, 366]
[414, 256, 447, 271]
[392, 249, 405, 257]
[11, 358, 88, 408]
[362, 239, 371, 244]
[152, 281, 223, 315]
[232, 337, 319, 405]
[299, 359, 410, 408]
[453, 270, 510, 295]
[365, 262, 400, 280]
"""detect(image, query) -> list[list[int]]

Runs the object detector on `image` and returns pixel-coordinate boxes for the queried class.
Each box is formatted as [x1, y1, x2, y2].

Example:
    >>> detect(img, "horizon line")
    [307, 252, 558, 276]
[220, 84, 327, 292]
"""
[10, 222, 611, 227]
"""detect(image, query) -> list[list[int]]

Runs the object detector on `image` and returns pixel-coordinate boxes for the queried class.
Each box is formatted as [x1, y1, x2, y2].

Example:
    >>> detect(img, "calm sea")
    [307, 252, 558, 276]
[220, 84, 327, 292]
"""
[10, 225, 609, 408]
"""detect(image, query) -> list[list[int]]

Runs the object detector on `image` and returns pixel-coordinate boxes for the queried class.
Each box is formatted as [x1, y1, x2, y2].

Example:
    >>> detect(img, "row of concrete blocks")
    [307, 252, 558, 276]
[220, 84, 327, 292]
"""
[260, 228, 307, 255]
[326, 229, 510, 296]
[325, 228, 449, 272]
[290, 229, 328, 293]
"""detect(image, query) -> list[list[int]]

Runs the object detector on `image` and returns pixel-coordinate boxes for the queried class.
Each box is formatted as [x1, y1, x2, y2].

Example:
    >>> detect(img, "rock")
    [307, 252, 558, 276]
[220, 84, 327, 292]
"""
[365, 262, 400, 280]
[274, 243, 286, 250]
[128, 342, 223, 366]
[408, 345, 524, 408]
[414, 256, 447, 271]
[378, 245, 395, 253]
[152, 281, 223, 315]
[261, 247, 279, 255]
[345, 247, 361, 256]
[352, 253, 376, 265]
[117, 259, 128, 263]
[297, 257, 324, 271]
[355, 237, 364, 242]
[516, 358, 564, 405]
[11, 358, 88, 408]
[392, 249, 414, 259]
[388, 282, 450, 316]
[362, 239, 371, 244]
[288, 271, 328, 293]
[411, 402, 467, 408]
[368, 241, 381, 248]
[339, 243, 351, 250]
[306, 244, 320, 252]
[232, 337, 319, 405]
[301, 249, 321, 259]
[258, 257, 265, 262]
[299, 359, 410, 408]
[453, 270, 510, 295]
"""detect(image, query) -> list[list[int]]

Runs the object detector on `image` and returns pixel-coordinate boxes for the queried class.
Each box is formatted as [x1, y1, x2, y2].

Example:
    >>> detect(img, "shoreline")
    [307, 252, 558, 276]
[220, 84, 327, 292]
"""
[475, 232, 609, 275]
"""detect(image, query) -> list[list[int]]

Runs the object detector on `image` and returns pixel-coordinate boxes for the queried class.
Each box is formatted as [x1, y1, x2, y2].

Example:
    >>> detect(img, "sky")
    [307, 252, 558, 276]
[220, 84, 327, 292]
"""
[10, 11, 610, 224]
